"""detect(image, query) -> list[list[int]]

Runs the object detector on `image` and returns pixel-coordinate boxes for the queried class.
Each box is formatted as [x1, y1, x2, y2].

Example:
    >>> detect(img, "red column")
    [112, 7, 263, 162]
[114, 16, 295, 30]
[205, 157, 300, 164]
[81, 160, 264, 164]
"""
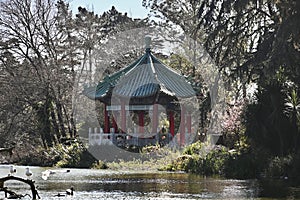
[187, 113, 192, 134]
[180, 105, 186, 145]
[104, 104, 109, 133]
[121, 101, 126, 133]
[112, 113, 118, 133]
[169, 111, 175, 137]
[152, 104, 158, 134]
[139, 111, 144, 135]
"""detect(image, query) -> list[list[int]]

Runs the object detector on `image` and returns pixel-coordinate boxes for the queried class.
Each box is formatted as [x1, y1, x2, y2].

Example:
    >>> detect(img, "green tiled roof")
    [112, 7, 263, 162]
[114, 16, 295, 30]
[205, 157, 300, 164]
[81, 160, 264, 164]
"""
[84, 50, 195, 100]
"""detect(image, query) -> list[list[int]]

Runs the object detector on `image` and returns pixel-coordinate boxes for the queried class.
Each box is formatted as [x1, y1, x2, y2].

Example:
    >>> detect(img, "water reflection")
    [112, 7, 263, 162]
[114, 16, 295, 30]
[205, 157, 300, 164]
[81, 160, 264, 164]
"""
[0, 165, 299, 199]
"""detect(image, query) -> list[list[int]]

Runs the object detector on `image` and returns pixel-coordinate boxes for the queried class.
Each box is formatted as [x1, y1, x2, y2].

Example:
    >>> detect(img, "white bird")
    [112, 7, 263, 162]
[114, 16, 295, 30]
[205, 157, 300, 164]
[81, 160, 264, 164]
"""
[9, 165, 16, 176]
[41, 170, 55, 180]
[41, 169, 70, 180]
[41, 170, 50, 180]
[25, 167, 33, 178]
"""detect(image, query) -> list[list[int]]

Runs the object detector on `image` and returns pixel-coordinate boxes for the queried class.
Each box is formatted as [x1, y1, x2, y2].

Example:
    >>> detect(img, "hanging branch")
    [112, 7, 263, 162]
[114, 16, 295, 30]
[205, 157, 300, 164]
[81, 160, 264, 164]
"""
[0, 176, 40, 200]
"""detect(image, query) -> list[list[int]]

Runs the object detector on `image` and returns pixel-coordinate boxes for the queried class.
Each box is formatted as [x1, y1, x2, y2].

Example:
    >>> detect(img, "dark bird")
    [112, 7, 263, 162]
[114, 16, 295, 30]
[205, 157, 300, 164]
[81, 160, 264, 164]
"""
[8, 193, 31, 199]
[66, 187, 74, 196]
[54, 193, 66, 197]
[54, 187, 74, 197]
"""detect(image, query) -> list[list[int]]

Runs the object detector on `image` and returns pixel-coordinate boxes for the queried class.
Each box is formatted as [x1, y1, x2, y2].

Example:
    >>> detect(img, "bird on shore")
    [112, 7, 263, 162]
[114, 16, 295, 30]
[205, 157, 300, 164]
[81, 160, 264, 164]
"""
[42, 169, 70, 180]
[9, 165, 16, 176]
[41, 170, 55, 180]
[54, 187, 74, 197]
[25, 167, 32, 179]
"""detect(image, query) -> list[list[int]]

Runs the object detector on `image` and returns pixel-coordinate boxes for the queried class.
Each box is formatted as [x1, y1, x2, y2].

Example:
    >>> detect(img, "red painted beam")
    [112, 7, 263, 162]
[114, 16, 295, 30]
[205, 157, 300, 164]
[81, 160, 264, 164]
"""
[104, 104, 109, 133]
[187, 113, 192, 134]
[152, 104, 158, 134]
[169, 111, 175, 137]
[121, 101, 126, 133]
[180, 105, 186, 145]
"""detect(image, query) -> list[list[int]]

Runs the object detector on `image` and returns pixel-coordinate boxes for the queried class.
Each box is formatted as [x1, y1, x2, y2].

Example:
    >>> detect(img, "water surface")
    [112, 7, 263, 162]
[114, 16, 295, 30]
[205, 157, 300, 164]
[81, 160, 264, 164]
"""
[0, 165, 299, 199]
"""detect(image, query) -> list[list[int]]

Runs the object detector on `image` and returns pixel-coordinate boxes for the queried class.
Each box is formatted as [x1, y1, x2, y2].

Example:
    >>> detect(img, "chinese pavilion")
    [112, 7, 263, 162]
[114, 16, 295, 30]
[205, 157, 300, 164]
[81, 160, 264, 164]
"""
[84, 36, 196, 149]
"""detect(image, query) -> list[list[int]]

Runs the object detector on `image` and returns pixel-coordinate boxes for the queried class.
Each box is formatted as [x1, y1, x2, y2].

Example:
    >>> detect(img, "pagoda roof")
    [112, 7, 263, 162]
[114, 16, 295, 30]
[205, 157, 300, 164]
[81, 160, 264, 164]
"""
[84, 49, 195, 101]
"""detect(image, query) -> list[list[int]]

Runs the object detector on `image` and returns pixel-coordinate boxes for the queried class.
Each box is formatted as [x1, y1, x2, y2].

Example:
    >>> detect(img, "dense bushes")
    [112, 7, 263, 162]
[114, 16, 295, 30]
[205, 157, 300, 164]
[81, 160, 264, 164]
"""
[55, 141, 96, 168]
[161, 139, 300, 181]
[14, 140, 96, 168]
[224, 151, 261, 179]
[184, 144, 230, 175]
[245, 78, 300, 157]
[161, 142, 233, 176]
[264, 153, 300, 181]
[160, 141, 272, 179]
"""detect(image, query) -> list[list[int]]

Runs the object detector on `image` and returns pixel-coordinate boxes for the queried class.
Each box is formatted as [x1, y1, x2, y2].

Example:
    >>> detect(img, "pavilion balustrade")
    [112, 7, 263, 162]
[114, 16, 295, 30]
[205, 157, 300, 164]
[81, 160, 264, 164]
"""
[88, 129, 193, 147]
[88, 127, 175, 147]
[88, 103, 193, 147]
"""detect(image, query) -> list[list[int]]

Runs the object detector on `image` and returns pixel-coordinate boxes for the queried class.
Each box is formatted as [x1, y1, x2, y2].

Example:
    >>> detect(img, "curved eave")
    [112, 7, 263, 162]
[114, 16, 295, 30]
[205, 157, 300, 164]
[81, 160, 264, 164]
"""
[85, 50, 196, 101]
[82, 86, 97, 100]
[150, 54, 196, 98]
[93, 54, 147, 99]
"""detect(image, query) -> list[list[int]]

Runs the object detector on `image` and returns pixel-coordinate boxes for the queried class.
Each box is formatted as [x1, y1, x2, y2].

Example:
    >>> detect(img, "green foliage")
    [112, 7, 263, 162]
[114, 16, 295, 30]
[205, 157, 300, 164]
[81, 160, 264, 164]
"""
[284, 88, 300, 132]
[163, 142, 232, 176]
[265, 155, 293, 178]
[162, 140, 265, 179]
[185, 146, 230, 175]
[143, 0, 300, 181]
[245, 79, 300, 156]
[107, 146, 181, 171]
[289, 153, 300, 179]
[224, 151, 262, 179]
[55, 142, 96, 168]
[92, 160, 109, 169]
[0, 0, 153, 160]
[183, 141, 204, 155]
[55, 143, 81, 168]
[17, 146, 61, 167]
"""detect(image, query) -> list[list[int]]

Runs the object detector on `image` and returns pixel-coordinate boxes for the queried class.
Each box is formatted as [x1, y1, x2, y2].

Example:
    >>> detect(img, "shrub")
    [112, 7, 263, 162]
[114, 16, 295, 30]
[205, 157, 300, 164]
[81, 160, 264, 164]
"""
[55, 142, 96, 168]
[185, 146, 230, 175]
[92, 160, 109, 169]
[183, 141, 204, 155]
[265, 155, 292, 178]
[224, 152, 258, 179]
[162, 142, 232, 176]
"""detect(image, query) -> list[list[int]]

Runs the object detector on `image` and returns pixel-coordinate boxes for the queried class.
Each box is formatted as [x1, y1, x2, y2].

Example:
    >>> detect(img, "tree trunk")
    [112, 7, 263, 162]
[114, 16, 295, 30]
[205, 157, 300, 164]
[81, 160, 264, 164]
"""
[50, 110, 61, 144]
[55, 101, 66, 138]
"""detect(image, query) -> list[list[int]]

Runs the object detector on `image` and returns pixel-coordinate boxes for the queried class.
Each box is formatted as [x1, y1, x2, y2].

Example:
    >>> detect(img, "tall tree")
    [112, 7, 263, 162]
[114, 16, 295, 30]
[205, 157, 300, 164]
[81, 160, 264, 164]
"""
[73, 5, 154, 134]
[0, 0, 77, 148]
[144, 0, 300, 154]
[144, 0, 300, 91]
[0, 0, 154, 150]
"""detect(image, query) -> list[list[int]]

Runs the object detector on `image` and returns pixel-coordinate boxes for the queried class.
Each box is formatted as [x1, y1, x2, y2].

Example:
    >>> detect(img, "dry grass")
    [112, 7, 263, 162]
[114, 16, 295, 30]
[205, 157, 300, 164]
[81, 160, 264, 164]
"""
[104, 145, 182, 171]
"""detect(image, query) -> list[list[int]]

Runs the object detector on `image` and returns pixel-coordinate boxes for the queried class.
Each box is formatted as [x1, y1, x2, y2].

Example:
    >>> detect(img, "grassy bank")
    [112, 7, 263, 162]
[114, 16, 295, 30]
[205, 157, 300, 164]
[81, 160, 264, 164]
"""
[8, 138, 300, 183]
[154, 141, 300, 181]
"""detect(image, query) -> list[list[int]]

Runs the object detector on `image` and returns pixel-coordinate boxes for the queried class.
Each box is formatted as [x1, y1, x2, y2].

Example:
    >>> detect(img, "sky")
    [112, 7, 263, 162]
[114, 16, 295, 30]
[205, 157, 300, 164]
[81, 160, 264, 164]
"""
[69, 0, 150, 19]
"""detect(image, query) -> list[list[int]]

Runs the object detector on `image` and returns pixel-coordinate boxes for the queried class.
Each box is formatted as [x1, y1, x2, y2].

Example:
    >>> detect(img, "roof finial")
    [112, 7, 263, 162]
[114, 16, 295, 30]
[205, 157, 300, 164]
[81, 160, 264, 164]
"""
[145, 35, 151, 52]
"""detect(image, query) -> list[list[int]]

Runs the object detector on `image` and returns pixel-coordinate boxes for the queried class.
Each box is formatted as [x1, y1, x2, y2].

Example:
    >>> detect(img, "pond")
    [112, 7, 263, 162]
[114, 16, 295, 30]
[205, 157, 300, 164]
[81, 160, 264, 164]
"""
[0, 165, 300, 199]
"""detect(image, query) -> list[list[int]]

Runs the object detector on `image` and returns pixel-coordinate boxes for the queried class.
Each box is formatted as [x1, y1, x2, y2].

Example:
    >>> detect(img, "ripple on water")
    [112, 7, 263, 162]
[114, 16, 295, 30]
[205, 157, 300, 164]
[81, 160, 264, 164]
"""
[0, 165, 298, 200]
